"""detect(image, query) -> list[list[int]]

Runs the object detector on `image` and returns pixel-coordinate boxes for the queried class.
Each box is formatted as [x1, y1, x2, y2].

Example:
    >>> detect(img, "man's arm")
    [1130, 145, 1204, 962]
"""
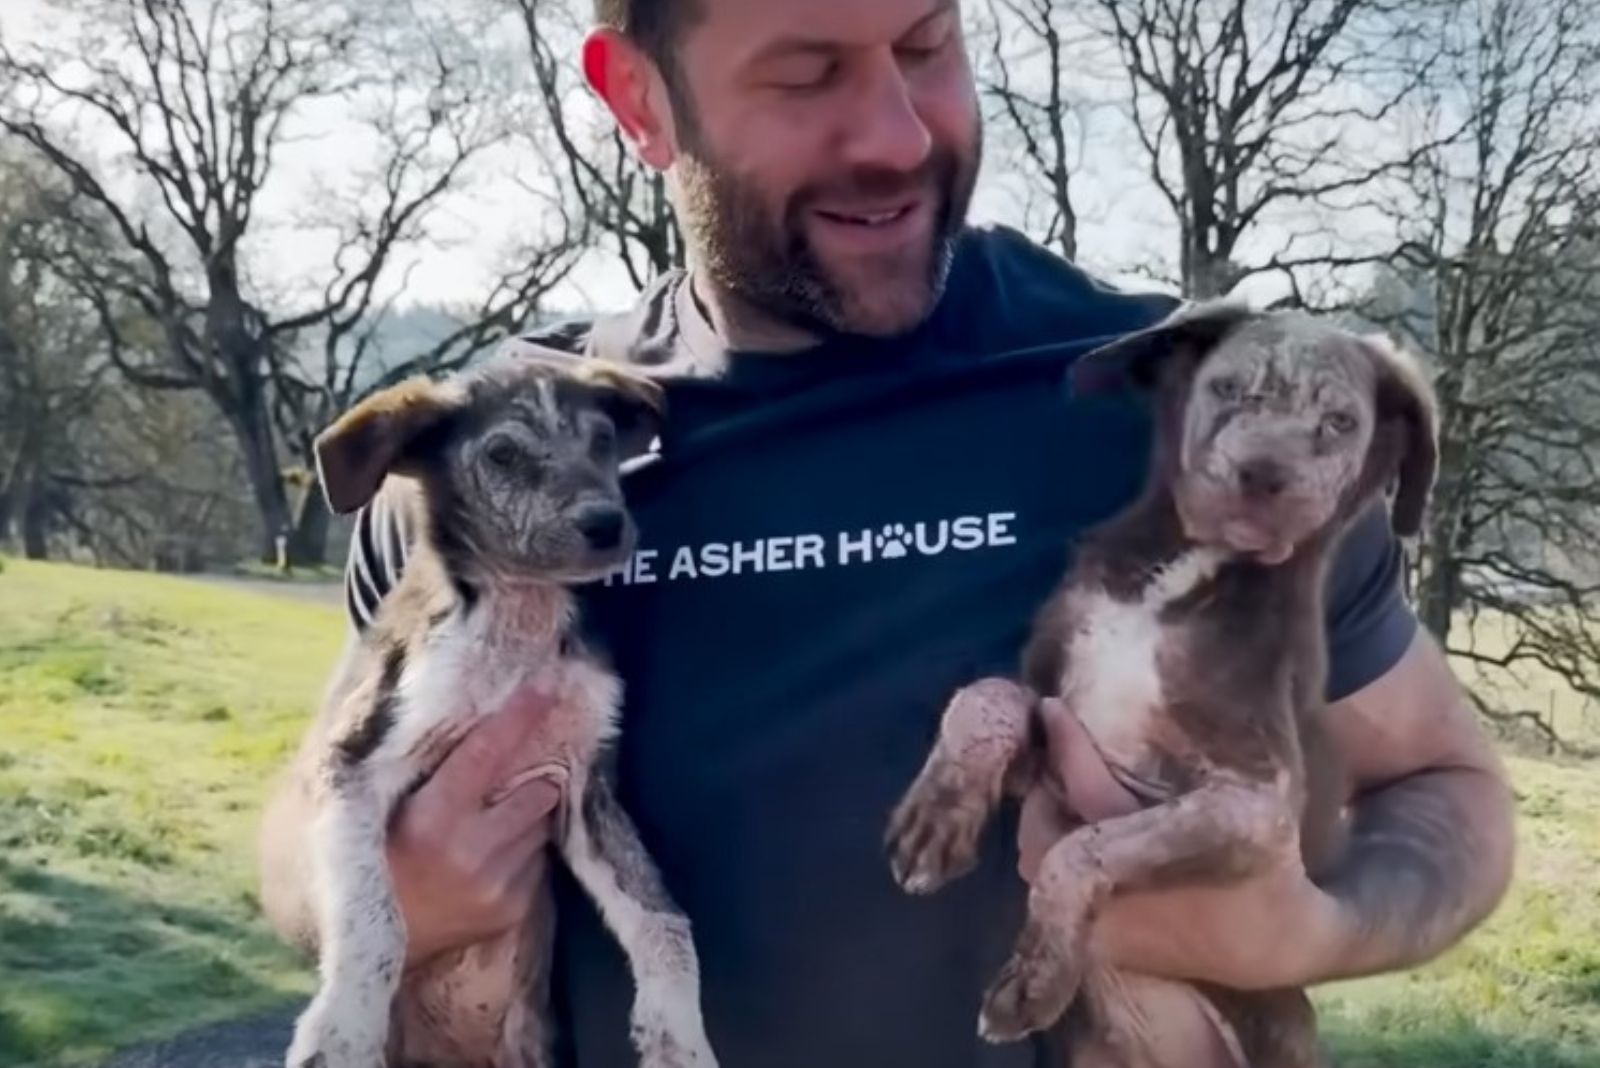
[1313, 626, 1514, 980]
[1073, 627, 1514, 990]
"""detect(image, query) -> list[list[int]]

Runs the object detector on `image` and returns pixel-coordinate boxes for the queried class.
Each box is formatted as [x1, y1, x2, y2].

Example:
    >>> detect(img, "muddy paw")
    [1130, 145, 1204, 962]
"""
[978, 925, 1084, 1044]
[633, 1030, 718, 1068]
[886, 759, 993, 895]
[286, 998, 385, 1068]
[631, 1002, 718, 1068]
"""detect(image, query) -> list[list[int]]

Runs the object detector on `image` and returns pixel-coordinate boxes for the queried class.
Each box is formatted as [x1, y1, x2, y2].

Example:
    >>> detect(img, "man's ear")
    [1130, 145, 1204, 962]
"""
[578, 362, 665, 459]
[1070, 298, 1259, 397]
[1363, 333, 1439, 537]
[582, 28, 678, 171]
[314, 376, 465, 515]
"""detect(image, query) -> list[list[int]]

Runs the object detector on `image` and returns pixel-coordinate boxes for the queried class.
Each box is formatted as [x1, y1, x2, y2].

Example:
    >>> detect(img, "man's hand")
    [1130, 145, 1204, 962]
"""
[390, 690, 567, 966]
[256, 683, 566, 968]
[1019, 629, 1515, 992]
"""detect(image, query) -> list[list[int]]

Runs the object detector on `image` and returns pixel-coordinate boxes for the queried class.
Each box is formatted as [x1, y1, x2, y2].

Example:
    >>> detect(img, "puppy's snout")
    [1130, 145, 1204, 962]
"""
[573, 504, 627, 551]
[1237, 459, 1289, 501]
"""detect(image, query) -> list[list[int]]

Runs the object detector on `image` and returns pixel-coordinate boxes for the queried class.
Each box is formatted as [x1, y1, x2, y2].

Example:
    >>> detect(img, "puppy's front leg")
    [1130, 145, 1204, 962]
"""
[559, 770, 717, 1068]
[980, 773, 1296, 1043]
[886, 677, 1038, 894]
[286, 768, 406, 1068]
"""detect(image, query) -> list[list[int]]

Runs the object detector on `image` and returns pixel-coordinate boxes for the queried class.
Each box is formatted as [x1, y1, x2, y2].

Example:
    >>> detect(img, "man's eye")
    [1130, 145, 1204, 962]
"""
[899, 17, 954, 58]
[767, 58, 836, 90]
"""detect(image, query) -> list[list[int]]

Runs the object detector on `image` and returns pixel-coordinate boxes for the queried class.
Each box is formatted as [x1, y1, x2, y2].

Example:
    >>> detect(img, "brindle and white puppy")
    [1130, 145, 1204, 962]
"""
[276, 354, 717, 1068]
[885, 300, 1438, 1068]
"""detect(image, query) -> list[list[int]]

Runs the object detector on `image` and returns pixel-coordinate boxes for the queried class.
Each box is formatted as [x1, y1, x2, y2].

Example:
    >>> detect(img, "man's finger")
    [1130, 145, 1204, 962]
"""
[1017, 788, 1075, 881]
[479, 775, 563, 853]
[1037, 697, 1142, 821]
[413, 688, 562, 812]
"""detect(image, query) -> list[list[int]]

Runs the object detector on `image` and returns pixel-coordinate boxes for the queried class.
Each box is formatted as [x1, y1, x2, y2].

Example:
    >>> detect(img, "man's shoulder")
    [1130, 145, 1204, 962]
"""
[938, 225, 1181, 353]
[500, 270, 696, 377]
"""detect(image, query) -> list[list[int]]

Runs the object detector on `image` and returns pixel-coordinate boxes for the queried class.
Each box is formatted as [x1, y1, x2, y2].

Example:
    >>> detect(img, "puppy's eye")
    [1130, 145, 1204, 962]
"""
[1321, 411, 1359, 436]
[1209, 377, 1243, 402]
[485, 439, 521, 469]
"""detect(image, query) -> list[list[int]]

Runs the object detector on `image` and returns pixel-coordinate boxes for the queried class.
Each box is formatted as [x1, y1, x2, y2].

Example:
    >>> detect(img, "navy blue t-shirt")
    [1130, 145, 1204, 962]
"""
[344, 226, 1417, 1067]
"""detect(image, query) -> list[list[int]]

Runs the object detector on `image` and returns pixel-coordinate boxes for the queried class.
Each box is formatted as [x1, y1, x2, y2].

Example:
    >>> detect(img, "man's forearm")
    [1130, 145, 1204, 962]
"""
[1316, 762, 1514, 981]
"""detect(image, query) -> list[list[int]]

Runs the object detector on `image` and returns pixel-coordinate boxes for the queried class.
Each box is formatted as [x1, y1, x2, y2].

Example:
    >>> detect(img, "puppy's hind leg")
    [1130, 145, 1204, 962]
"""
[558, 771, 717, 1068]
[886, 678, 1038, 894]
[286, 769, 406, 1068]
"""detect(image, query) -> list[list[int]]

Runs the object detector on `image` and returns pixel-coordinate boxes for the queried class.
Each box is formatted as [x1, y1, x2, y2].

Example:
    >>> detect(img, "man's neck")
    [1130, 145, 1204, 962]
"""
[688, 271, 820, 355]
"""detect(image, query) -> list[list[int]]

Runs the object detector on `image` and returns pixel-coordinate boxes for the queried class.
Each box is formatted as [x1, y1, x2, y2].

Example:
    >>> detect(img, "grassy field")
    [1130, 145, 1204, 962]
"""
[1, 556, 1597, 1066]
[0, 557, 341, 1067]
[1315, 753, 1600, 1066]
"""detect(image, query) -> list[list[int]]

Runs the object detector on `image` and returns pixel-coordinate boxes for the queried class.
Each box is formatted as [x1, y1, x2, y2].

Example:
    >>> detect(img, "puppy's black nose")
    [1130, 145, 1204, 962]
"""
[1238, 459, 1288, 500]
[574, 505, 627, 551]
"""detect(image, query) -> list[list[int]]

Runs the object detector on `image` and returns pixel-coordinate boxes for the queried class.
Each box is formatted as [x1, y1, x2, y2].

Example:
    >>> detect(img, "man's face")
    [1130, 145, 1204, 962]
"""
[665, 0, 981, 338]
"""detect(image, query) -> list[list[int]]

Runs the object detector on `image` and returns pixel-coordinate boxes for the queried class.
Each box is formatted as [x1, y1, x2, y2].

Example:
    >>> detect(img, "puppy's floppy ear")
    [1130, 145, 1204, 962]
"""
[1362, 333, 1439, 537]
[1070, 298, 1258, 396]
[577, 361, 665, 459]
[314, 376, 465, 515]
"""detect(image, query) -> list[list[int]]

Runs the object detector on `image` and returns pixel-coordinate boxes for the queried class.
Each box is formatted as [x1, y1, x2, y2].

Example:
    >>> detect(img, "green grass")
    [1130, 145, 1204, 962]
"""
[1315, 753, 1600, 1065]
[0, 557, 342, 1067]
[1, 555, 1597, 1066]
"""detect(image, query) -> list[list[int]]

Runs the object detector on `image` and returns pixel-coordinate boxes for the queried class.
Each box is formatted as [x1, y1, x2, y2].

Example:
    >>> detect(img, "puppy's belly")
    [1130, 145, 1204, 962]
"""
[1060, 591, 1168, 779]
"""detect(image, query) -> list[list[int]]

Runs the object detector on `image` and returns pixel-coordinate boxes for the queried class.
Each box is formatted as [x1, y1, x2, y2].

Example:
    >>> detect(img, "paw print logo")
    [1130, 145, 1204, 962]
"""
[876, 523, 914, 560]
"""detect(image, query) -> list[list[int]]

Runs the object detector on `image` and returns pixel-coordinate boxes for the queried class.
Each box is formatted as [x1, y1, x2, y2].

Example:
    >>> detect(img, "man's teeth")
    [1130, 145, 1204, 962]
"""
[826, 207, 909, 225]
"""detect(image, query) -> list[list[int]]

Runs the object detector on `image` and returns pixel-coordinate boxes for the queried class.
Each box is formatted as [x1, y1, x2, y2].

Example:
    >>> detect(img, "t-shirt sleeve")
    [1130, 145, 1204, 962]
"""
[341, 487, 413, 633]
[1323, 501, 1420, 701]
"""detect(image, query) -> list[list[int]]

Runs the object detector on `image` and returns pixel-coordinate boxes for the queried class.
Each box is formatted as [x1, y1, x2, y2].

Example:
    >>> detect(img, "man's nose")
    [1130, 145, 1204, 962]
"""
[840, 51, 933, 173]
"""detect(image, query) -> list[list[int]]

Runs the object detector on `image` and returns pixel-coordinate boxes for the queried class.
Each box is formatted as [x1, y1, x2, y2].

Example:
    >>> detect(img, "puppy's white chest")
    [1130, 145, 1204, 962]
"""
[1062, 594, 1167, 769]
[1059, 548, 1227, 772]
[370, 596, 619, 804]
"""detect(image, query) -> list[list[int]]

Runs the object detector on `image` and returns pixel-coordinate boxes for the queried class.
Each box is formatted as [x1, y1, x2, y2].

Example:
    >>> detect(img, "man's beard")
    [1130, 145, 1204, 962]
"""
[675, 132, 981, 339]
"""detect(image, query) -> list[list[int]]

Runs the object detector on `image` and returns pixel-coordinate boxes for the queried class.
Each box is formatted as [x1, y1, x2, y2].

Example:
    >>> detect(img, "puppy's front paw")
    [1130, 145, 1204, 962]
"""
[886, 756, 992, 895]
[978, 920, 1085, 1044]
[631, 988, 718, 1068]
[286, 995, 386, 1068]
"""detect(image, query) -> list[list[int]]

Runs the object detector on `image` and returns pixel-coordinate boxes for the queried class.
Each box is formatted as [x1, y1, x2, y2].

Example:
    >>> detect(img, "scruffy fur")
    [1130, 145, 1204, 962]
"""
[274, 354, 717, 1068]
[885, 301, 1439, 1067]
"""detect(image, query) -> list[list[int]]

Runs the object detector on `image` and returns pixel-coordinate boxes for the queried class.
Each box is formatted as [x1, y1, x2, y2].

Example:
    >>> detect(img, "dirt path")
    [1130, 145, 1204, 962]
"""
[182, 573, 345, 607]
[99, 1007, 300, 1068]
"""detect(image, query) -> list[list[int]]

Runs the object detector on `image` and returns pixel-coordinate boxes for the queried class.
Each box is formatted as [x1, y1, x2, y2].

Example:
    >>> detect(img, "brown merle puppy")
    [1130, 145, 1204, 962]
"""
[885, 300, 1438, 1067]
[276, 354, 716, 1068]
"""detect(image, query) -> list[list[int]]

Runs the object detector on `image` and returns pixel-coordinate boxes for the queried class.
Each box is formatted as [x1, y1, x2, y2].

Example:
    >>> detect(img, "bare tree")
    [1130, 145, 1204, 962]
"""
[0, 157, 112, 559]
[1085, 0, 1448, 299]
[973, 0, 1089, 262]
[510, 0, 683, 292]
[0, 0, 567, 563]
[1361, 0, 1600, 738]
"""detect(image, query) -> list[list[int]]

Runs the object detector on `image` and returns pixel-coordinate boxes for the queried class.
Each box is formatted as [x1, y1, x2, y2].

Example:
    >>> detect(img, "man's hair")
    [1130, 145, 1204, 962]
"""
[595, 0, 701, 134]
[594, 0, 696, 72]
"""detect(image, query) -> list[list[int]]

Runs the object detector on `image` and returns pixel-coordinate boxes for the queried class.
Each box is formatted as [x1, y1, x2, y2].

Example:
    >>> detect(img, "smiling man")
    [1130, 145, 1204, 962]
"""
[257, 1, 1514, 1065]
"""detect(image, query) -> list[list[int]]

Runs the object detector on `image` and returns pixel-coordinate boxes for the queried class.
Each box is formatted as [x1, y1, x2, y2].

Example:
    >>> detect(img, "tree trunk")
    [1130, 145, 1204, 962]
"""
[19, 475, 47, 559]
[289, 480, 332, 567]
[1416, 492, 1463, 645]
[222, 401, 294, 564]
[1416, 552, 1457, 645]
